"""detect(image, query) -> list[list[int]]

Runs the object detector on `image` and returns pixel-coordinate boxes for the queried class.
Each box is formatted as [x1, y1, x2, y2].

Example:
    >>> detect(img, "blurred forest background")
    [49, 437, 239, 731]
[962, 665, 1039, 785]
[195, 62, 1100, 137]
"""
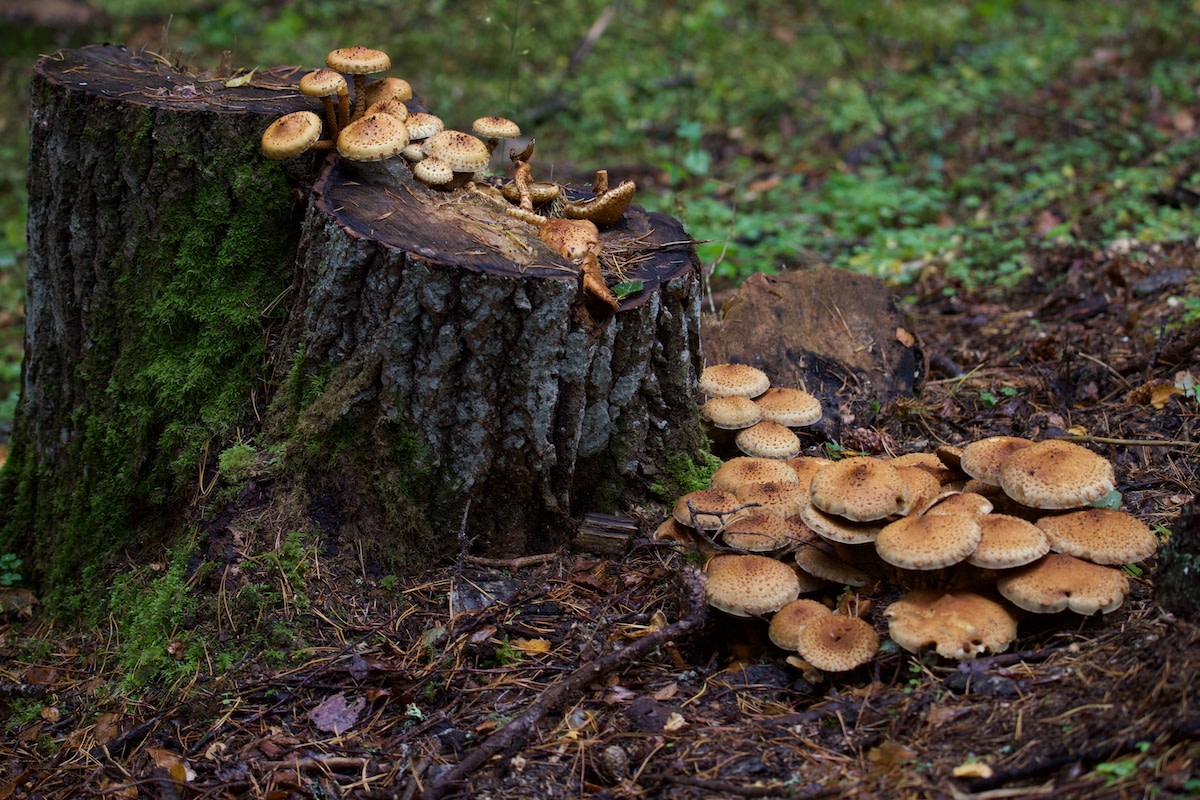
[1, 0, 1199, 437]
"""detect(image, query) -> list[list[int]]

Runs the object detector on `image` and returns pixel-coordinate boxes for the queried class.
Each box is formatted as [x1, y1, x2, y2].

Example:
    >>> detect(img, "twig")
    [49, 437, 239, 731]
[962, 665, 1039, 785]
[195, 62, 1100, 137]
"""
[420, 567, 709, 799]
[463, 553, 558, 570]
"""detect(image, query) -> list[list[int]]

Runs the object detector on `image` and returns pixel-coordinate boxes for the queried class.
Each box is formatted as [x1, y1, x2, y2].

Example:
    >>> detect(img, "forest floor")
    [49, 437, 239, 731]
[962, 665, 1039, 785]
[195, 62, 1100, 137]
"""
[1, 237, 1198, 799]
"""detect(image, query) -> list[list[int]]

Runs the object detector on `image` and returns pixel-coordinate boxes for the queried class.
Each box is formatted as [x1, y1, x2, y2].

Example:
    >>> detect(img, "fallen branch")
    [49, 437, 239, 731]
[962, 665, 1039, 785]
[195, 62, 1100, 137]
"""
[420, 566, 708, 800]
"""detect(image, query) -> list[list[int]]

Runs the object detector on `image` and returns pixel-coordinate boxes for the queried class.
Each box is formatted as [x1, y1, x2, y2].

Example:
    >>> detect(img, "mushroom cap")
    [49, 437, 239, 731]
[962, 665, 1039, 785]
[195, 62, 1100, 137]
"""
[698, 363, 771, 398]
[421, 130, 492, 173]
[673, 488, 744, 531]
[968, 513, 1051, 569]
[412, 156, 454, 186]
[891, 451, 958, 484]
[404, 112, 445, 141]
[998, 439, 1116, 509]
[501, 180, 561, 206]
[300, 68, 348, 98]
[1035, 508, 1157, 565]
[336, 112, 409, 161]
[710, 456, 800, 493]
[326, 45, 391, 75]
[924, 491, 995, 517]
[996, 553, 1130, 614]
[754, 387, 823, 427]
[874, 513, 983, 570]
[884, 590, 1019, 660]
[794, 543, 873, 586]
[260, 111, 323, 160]
[401, 143, 426, 162]
[768, 599, 833, 651]
[795, 614, 879, 672]
[735, 420, 802, 460]
[798, 499, 885, 545]
[960, 436, 1035, 486]
[785, 456, 832, 493]
[721, 511, 799, 552]
[735, 480, 807, 519]
[699, 395, 762, 430]
[563, 179, 637, 227]
[704, 554, 801, 617]
[538, 218, 599, 261]
[472, 115, 522, 139]
[364, 98, 409, 122]
[895, 464, 943, 515]
[809, 457, 910, 522]
[363, 76, 413, 106]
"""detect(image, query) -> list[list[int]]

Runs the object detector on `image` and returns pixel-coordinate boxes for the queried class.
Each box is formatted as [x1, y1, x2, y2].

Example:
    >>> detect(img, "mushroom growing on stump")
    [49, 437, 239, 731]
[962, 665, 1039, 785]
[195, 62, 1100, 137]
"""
[564, 169, 638, 227]
[336, 111, 409, 180]
[300, 68, 349, 134]
[421, 130, 492, 189]
[363, 76, 413, 107]
[768, 599, 833, 652]
[472, 115, 522, 156]
[260, 110, 326, 160]
[326, 45, 391, 120]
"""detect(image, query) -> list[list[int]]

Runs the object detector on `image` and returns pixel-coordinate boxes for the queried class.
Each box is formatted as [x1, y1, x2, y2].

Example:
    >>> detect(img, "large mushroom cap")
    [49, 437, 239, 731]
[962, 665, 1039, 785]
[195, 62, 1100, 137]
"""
[705, 554, 801, 617]
[968, 513, 1051, 569]
[874, 513, 983, 570]
[364, 98, 410, 122]
[326, 45, 391, 75]
[998, 439, 1116, 509]
[364, 76, 413, 106]
[809, 457, 910, 522]
[1036, 508, 1157, 565]
[699, 395, 762, 430]
[735, 420, 802, 460]
[336, 112, 409, 161]
[768, 599, 833, 651]
[421, 130, 492, 173]
[735, 480, 807, 519]
[710, 456, 800, 493]
[960, 436, 1035, 486]
[260, 111, 323, 160]
[755, 387, 822, 427]
[722, 512, 798, 552]
[996, 553, 1130, 615]
[795, 614, 879, 672]
[884, 590, 1019, 660]
[698, 363, 771, 398]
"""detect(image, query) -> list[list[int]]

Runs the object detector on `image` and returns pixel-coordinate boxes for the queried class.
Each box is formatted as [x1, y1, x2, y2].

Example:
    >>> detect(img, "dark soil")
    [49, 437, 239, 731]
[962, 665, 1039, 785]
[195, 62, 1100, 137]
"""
[1, 241, 1198, 799]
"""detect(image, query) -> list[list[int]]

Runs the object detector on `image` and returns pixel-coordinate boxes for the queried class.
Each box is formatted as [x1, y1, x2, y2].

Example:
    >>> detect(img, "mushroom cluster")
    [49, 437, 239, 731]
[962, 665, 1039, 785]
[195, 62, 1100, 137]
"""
[661, 388, 1160, 673]
[696, 363, 823, 460]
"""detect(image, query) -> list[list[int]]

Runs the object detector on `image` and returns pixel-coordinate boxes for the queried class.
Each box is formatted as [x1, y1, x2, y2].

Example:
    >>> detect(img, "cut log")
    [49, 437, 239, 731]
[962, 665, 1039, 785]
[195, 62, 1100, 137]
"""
[0, 45, 704, 593]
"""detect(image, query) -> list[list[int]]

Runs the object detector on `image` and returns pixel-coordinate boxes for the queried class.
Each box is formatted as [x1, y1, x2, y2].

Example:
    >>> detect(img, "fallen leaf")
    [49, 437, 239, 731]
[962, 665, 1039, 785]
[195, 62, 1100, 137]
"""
[653, 683, 680, 701]
[662, 712, 687, 732]
[953, 761, 994, 779]
[868, 739, 917, 768]
[224, 69, 256, 88]
[512, 637, 552, 655]
[24, 665, 58, 685]
[307, 692, 367, 735]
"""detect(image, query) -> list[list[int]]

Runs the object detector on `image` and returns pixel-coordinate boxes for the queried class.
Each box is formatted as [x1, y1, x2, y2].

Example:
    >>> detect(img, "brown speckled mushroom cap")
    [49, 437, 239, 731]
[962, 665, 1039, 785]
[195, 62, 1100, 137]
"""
[364, 98, 409, 122]
[925, 491, 995, 517]
[711, 456, 800, 493]
[968, 513, 1051, 569]
[794, 542, 873, 586]
[768, 599, 833, 651]
[891, 451, 959, 485]
[336, 112, 409, 161]
[754, 387, 822, 427]
[326, 45, 391, 75]
[809, 457, 910, 522]
[795, 614, 879, 672]
[722, 512, 798, 552]
[412, 156, 454, 186]
[785, 456, 832, 489]
[673, 488, 744, 531]
[704, 554, 801, 617]
[300, 68, 348, 98]
[996, 553, 1130, 614]
[1036, 508, 1157, 565]
[404, 112, 445, 141]
[884, 590, 1019, 660]
[699, 395, 763, 430]
[999, 439, 1116, 509]
[895, 465, 943, 515]
[698, 363, 771, 398]
[261, 111, 323, 160]
[735, 420, 802, 460]
[960, 436, 1035, 486]
[874, 513, 983, 570]
[472, 115, 522, 140]
[798, 499, 885, 545]
[364, 76, 413, 106]
[421, 130, 492, 173]
[735, 480, 807, 519]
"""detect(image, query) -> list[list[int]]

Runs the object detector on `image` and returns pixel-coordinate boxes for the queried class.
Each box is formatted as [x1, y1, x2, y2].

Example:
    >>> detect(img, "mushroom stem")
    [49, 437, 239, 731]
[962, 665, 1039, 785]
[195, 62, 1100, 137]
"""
[319, 98, 340, 138]
[337, 89, 351, 130]
[592, 168, 609, 196]
[351, 75, 367, 120]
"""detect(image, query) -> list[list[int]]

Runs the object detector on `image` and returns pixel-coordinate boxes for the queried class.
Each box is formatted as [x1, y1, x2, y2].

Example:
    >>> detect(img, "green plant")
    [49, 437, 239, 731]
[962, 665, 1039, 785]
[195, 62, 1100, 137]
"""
[0, 552, 21, 586]
[217, 442, 261, 484]
[651, 449, 722, 499]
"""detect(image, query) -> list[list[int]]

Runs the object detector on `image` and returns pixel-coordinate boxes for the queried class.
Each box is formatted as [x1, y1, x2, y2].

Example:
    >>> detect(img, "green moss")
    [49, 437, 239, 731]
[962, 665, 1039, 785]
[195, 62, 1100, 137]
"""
[650, 446, 722, 499]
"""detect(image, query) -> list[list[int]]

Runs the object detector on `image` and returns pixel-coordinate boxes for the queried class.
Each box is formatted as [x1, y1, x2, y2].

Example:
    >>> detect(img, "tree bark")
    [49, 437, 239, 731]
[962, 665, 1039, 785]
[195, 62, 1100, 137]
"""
[0, 45, 704, 593]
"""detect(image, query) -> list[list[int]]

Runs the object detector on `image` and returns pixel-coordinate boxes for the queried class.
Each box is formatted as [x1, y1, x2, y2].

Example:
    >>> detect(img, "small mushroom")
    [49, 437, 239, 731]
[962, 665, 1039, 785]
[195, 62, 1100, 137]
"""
[699, 395, 763, 431]
[734, 420, 802, 460]
[472, 115, 522, 155]
[959, 435, 1035, 487]
[412, 156, 455, 188]
[1035, 508, 1157, 565]
[710, 456, 800, 494]
[363, 98, 410, 123]
[874, 513, 983, 571]
[336, 112, 409, 163]
[299, 69, 349, 134]
[697, 363, 771, 399]
[404, 112, 445, 143]
[794, 613, 879, 672]
[260, 110, 326, 160]
[768, 599, 833, 652]
[363, 76, 413, 107]
[672, 488, 744, 532]
[421, 130, 492, 189]
[754, 387, 823, 428]
[563, 170, 637, 227]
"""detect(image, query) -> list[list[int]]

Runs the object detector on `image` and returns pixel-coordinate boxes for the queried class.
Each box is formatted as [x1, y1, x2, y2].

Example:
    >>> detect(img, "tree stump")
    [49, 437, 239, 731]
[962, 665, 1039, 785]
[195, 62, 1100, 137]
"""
[0, 45, 704, 593]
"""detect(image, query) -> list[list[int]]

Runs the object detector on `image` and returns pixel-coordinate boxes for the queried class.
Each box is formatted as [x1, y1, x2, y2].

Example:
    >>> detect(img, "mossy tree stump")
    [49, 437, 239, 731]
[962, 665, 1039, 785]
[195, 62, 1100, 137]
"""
[0, 45, 704, 595]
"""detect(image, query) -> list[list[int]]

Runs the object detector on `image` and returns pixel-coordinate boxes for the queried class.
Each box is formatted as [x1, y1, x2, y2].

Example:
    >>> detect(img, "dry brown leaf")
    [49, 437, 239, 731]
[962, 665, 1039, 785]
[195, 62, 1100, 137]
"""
[512, 637, 552, 654]
[868, 739, 917, 768]
[953, 761, 994, 779]
[307, 692, 366, 735]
